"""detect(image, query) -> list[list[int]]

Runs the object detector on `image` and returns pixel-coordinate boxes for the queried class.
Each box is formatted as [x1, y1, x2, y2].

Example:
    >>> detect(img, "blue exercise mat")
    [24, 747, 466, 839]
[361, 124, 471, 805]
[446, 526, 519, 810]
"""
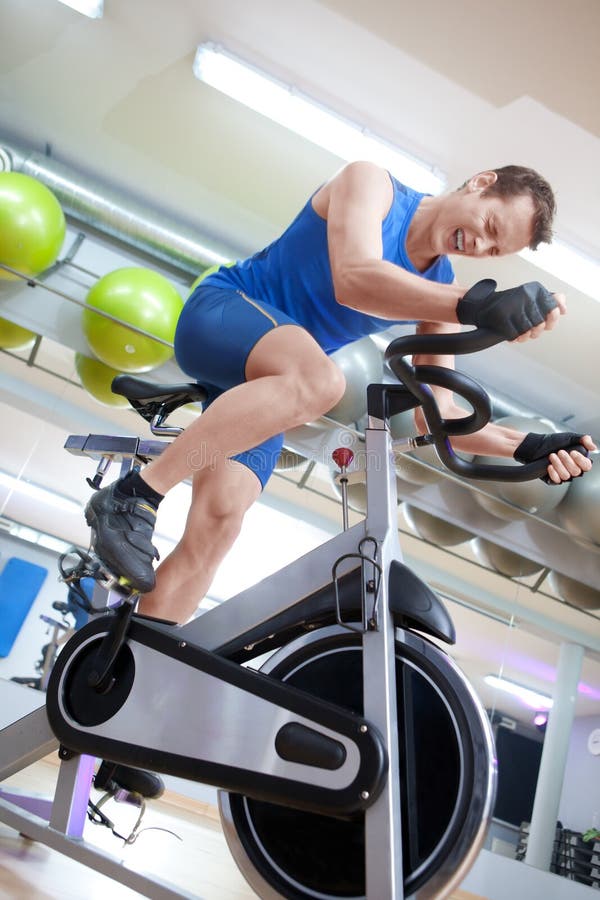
[0, 557, 48, 657]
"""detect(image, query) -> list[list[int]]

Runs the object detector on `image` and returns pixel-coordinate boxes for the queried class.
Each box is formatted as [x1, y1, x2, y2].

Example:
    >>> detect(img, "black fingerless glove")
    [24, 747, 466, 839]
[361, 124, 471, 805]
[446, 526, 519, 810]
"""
[514, 431, 589, 484]
[456, 279, 557, 341]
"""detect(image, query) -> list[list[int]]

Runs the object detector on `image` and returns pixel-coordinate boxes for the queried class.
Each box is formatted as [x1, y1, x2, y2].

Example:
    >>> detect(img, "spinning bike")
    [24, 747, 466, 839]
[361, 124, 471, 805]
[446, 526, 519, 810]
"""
[1, 327, 556, 899]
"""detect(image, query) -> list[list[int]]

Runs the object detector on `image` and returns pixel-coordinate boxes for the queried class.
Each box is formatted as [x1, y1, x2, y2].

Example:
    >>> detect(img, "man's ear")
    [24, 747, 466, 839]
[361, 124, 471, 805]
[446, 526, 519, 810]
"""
[467, 171, 498, 192]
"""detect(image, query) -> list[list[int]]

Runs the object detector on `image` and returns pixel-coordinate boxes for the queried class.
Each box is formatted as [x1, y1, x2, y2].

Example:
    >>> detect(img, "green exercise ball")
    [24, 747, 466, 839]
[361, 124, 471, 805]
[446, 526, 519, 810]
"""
[548, 571, 600, 611]
[327, 337, 383, 425]
[188, 261, 233, 293]
[0, 315, 37, 350]
[403, 504, 474, 546]
[472, 538, 544, 578]
[82, 267, 183, 373]
[0, 172, 66, 280]
[473, 415, 569, 521]
[75, 353, 129, 408]
[556, 453, 600, 546]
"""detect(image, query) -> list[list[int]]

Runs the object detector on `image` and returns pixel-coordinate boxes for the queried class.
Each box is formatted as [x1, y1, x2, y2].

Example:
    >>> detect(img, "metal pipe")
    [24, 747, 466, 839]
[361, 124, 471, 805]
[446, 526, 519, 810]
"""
[0, 140, 237, 276]
[525, 642, 584, 871]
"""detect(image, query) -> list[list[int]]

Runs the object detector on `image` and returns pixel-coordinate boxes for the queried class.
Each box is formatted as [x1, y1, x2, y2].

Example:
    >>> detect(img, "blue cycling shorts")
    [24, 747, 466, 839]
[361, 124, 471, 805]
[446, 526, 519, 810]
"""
[174, 284, 300, 488]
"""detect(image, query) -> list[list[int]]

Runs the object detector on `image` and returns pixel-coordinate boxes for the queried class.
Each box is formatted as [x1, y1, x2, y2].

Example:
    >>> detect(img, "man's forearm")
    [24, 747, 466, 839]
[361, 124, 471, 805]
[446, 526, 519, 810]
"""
[334, 260, 464, 323]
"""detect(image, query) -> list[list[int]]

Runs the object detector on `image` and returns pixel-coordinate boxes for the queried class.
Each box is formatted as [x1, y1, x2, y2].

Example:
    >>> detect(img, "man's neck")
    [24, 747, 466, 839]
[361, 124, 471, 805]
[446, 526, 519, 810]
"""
[405, 195, 441, 272]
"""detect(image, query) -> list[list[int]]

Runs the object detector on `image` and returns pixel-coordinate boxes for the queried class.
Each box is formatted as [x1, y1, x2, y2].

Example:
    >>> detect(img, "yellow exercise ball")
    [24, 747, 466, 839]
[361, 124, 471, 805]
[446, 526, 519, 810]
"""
[0, 172, 66, 280]
[0, 316, 37, 350]
[82, 267, 183, 373]
[75, 353, 129, 408]
[472, 416, 569, 521]
[188, 261, 234, 293]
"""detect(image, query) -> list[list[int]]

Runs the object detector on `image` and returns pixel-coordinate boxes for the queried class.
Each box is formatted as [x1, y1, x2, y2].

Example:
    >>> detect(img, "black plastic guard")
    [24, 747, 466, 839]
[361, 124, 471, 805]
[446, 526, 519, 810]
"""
[389, 560, 455, 645]
[367, 382, 420, 422]
[46, 616, 387, 818]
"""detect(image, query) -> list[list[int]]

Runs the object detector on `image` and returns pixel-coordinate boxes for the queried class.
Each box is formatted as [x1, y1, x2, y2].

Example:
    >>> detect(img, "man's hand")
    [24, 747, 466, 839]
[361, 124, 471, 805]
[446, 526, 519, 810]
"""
[514, 432, 597, 484]
[456, 278, 565, 342]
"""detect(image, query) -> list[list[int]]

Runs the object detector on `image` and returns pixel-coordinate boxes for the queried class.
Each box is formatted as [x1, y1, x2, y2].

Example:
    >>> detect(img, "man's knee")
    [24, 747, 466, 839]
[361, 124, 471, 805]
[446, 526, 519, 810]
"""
[294, 358, 346, 420]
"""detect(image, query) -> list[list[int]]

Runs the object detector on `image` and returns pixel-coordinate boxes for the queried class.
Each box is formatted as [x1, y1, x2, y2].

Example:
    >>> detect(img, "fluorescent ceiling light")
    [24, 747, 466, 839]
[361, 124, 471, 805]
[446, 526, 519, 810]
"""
[0, 470, 82, 515]
[57, 0, 103, 18]
[484, 674, 553, 710]
[520, 240, 600, 304]
[193, 43, 445, 196]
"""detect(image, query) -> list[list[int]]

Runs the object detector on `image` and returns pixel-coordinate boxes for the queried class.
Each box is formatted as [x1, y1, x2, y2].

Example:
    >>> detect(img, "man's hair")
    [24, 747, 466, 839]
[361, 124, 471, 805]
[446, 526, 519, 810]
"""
[480, 165, 557, 250]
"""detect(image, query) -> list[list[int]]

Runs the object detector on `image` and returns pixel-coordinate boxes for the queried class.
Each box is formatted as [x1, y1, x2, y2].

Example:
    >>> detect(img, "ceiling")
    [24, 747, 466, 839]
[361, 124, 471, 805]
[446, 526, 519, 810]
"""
[0, 0, 599, 728]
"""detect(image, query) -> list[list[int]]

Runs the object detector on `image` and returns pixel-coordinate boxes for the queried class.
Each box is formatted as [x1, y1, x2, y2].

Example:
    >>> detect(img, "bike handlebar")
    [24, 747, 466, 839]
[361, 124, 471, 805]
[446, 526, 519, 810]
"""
[384, 327, 586, 483]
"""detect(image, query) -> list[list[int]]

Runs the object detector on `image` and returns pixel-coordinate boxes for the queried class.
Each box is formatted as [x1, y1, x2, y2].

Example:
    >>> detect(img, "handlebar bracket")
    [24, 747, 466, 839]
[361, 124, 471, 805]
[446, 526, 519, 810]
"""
[366, 383, 420, 425]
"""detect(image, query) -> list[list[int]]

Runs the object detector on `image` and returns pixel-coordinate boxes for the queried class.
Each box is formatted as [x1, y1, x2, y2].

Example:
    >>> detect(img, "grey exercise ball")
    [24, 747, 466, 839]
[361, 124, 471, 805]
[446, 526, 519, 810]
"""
[556, 452, 600, 547]
[473, 415, 569, 521]
[548, 571, 600, 610]
[331, 474, 404, 515]
[473, 538, 544, 578]
[274, 448, 307, 471]
[327, 337, 383, 425]
[390, 408, 443, 485]
[403, 505, 474, 546]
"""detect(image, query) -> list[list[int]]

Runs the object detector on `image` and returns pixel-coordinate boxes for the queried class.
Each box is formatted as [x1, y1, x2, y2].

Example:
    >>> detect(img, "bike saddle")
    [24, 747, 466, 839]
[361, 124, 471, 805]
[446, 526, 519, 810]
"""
[111, 375, 207, 425]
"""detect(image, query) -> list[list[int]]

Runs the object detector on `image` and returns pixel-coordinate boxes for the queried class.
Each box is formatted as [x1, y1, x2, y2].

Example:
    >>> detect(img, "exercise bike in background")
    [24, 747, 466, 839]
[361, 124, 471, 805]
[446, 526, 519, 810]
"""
[10, 589, 85, 693]
[0, 327, 574, 899]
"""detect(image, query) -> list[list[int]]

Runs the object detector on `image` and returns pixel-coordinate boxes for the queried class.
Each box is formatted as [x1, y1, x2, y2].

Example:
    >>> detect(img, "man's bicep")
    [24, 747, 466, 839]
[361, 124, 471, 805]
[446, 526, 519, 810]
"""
[325, 162, 393, 271]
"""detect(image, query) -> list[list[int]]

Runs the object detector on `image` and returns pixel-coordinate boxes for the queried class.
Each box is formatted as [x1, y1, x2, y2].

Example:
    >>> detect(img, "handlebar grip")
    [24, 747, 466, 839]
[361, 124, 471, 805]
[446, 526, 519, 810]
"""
[384, 327, 576, 484]
[385, 326, 501, 366]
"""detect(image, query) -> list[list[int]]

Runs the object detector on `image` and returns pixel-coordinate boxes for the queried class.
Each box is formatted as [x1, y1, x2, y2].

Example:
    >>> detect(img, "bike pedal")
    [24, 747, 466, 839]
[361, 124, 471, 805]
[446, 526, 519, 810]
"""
[58, 548, 99, 584]
[58, 549, 138, 600]
[91, 565, 138, 599]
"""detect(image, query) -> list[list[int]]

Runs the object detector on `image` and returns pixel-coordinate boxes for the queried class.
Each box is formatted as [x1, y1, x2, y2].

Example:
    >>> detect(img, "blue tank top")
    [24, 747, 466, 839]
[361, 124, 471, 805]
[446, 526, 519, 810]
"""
[203, 174, 454, 354]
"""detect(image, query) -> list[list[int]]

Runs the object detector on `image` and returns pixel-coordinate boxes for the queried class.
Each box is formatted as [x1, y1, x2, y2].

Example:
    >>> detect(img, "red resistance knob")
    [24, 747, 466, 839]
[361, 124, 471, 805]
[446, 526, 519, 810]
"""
[332, 447, 355, 470]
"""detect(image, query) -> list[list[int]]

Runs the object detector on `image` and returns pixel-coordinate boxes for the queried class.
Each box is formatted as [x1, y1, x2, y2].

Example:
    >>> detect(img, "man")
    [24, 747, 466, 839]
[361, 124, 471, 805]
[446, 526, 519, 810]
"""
[85, 161, 596, 623]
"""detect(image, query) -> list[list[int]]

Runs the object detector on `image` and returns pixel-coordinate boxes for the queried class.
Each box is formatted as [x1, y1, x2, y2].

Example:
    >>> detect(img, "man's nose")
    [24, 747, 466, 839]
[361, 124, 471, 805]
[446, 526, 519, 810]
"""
[474, 236, 493, 256]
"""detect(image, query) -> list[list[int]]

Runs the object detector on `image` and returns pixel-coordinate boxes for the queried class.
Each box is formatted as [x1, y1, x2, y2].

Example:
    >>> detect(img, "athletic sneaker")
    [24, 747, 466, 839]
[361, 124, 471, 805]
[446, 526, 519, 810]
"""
[95, 760, 165, 799]
[85, 481, 159, 593]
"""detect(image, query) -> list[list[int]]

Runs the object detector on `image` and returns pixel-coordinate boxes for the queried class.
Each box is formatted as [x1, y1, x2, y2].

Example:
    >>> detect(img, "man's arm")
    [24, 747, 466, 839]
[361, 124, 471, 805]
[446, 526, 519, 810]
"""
[321, 161, 595, 481]
[319, 161, 564, 342]
[319, 161, 464, 322]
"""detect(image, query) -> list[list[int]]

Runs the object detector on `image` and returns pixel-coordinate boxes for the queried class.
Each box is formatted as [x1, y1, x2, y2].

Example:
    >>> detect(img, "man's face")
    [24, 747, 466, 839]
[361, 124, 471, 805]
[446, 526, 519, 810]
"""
[441, 174, 536, 259]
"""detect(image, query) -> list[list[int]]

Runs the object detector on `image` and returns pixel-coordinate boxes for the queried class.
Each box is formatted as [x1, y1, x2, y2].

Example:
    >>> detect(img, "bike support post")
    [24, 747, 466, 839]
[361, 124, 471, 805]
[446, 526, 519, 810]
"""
[361, 421, 404, 899]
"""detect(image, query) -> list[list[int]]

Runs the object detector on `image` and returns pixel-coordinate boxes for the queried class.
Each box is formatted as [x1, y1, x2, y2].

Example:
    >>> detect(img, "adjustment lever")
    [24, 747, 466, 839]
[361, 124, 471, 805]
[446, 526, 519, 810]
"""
[86, 454, 113, 490]
[332, 447, 354, 531]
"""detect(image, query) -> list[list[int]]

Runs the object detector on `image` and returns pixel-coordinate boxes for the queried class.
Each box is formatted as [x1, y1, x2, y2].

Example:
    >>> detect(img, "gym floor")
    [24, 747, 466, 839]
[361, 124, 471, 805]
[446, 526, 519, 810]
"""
[0, 753, 487, 900]
[0, 753, 253, 899]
